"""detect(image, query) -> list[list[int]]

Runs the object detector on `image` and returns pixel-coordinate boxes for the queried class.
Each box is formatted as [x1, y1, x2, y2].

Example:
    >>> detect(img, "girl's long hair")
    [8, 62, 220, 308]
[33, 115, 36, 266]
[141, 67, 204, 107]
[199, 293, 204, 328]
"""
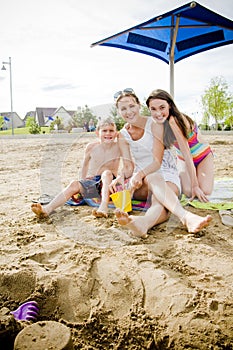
[146, 89, 194, 148]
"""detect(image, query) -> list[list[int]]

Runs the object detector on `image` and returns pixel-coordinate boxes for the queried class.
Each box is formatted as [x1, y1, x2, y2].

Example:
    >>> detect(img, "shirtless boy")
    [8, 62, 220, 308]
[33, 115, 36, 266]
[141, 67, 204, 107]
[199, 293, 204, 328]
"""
[31, 117, 133, 219]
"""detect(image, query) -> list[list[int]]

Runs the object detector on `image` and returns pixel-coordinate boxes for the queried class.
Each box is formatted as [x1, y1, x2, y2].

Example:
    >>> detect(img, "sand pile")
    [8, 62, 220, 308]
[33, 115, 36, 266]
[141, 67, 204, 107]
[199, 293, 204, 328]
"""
[0, 132, 232, 349]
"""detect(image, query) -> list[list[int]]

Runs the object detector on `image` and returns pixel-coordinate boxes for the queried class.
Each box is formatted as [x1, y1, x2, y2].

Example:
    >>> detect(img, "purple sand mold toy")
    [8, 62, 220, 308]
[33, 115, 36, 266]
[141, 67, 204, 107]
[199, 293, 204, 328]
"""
[10, 301, 39, 321]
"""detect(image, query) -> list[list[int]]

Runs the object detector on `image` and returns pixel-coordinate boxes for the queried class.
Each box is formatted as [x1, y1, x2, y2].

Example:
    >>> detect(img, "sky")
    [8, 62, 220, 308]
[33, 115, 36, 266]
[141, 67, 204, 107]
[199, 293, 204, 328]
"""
[0, 0, 233, 123]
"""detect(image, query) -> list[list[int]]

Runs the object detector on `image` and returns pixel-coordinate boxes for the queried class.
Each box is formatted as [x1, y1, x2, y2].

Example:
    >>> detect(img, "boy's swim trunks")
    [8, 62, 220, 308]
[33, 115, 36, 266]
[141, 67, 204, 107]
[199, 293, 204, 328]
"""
[79, 175, 102, 199]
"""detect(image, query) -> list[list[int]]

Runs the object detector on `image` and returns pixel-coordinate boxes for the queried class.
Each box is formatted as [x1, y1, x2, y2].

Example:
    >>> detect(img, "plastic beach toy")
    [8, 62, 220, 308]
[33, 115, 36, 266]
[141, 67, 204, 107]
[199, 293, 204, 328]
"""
[32, 194, 53, 205]
[14, 321, 74, 350]
[110, 189, 132, 212]
[11, 301, 39, 321]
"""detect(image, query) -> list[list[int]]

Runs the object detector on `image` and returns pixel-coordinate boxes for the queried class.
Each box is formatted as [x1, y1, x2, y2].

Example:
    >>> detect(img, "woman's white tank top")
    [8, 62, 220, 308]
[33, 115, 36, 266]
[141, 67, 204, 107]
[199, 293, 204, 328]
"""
[120, 118, 154, 172]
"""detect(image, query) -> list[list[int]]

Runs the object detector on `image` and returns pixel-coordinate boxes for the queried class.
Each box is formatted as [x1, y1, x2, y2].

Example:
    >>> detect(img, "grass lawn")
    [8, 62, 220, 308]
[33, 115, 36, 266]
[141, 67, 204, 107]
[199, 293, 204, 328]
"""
[0, 127, 49, 136]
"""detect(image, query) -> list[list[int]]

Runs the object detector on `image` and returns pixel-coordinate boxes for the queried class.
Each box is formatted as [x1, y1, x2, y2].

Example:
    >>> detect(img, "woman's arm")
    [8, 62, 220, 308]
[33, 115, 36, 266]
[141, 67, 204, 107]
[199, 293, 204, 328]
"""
[109, 134, 134, 193]
[118, 134, 134, 179]
[130, 122, 164, 189]
[169, 116, 208, 201]
[138, 122, 164, 178]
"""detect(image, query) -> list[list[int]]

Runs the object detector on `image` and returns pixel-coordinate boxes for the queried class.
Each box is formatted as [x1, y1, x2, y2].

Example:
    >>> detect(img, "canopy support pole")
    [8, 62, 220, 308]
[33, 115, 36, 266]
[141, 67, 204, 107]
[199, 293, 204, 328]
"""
[169, 15, 180, 97]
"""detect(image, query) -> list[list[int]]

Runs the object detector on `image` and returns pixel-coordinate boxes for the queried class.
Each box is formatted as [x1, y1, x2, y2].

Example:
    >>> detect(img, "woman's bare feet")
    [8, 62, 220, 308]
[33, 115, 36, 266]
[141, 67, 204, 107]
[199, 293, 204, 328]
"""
[92, 208, 108, 218]
[115, 209, 148, 238]
[182, 211, 212, 233]
[31, 203, 48, 218]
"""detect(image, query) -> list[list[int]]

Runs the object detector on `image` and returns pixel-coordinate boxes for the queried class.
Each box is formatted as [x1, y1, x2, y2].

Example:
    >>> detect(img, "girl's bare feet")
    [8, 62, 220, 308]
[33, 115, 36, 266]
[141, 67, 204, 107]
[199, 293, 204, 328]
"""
[182, 211, 212, 233]
[115, 209, 148, 238]
[31, 203, 48, 218]
[92, 209, 108, 218]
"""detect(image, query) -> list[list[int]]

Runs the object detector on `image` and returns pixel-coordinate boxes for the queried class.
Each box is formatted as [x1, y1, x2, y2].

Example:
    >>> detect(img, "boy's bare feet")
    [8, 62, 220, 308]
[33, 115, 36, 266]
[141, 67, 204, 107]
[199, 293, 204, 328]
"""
[115, 209, 148, 238]
[92, 209, 108, 218]
[182, 211, 212, 233]
[31, 203, 48, 218]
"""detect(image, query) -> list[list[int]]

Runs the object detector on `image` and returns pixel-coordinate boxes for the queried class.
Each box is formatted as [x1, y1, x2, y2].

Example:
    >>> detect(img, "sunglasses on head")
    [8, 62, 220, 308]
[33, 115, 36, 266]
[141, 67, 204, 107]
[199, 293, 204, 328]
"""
[114, 88, 135, 101]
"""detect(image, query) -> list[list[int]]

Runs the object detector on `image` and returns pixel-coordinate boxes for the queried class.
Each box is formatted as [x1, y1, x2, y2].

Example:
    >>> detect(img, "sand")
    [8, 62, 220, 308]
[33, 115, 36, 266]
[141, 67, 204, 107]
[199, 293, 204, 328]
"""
[0, 131, 233, 349]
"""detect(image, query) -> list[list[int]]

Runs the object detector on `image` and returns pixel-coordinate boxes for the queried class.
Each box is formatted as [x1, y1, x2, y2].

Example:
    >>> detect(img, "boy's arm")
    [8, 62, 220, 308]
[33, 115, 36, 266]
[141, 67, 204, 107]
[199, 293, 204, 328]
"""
[79, 143, 93, 179]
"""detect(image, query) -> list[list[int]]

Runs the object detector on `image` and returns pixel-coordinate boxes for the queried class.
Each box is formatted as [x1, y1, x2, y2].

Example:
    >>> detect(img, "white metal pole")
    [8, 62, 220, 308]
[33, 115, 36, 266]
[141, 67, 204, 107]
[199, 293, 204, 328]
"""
[2, 57, 14, 135]
[9, 57, 14, 136]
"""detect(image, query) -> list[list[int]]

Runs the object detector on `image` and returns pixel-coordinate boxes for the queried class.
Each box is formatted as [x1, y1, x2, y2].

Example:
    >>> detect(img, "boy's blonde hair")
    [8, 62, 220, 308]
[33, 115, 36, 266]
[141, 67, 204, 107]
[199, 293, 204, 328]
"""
[96, 117, 116, 131]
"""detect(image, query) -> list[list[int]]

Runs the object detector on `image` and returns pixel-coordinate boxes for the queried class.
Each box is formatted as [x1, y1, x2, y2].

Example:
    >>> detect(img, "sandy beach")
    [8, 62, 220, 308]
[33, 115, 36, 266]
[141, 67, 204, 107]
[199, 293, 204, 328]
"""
[0, 131, 233, 349]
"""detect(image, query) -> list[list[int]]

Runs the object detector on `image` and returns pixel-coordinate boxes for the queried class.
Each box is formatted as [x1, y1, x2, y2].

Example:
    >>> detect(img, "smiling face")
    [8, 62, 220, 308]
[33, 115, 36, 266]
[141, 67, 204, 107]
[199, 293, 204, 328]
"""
[97, 123, 118, 143]
[116, 95, 140, 124]
[148, 98, 170, 124]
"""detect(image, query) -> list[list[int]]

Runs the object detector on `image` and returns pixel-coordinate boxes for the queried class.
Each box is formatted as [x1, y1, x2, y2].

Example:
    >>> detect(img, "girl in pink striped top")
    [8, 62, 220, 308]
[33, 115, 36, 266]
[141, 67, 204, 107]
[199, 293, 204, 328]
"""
[146, 89, 214, 202]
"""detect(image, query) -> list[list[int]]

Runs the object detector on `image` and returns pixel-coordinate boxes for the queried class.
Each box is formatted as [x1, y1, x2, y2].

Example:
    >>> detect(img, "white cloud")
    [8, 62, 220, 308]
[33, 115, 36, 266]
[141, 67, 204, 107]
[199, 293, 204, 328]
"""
[0, 0, 232, 119]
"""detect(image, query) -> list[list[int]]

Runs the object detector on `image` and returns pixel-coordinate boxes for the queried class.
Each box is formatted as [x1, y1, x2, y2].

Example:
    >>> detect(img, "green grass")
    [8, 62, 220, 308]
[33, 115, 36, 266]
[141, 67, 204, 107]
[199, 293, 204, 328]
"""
[0, 127, 49, 135]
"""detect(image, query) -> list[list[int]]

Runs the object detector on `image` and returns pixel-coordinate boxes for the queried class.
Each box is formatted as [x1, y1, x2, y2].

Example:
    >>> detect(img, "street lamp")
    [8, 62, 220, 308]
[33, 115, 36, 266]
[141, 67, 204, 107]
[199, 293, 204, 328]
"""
[1, 57, 14, 135]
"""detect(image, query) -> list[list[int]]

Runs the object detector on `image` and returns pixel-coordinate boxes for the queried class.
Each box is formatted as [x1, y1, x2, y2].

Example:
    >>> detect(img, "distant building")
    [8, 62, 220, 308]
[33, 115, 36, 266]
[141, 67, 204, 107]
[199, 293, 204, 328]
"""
[0, 112, 24, 129]
[21, 103, 115, 129]
[90, 103, 114, 120]
[35, 106, 76, 127]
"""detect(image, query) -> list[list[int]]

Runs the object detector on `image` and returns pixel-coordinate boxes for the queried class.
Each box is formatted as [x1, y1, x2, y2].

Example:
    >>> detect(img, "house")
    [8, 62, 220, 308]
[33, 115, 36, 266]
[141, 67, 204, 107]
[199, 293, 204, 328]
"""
[24, 111, 36, 122]
[0, 112, 24, 129]
[35, 106, 76, 127]
[23, 103, 114, 129]
[90, 103, 114, 120]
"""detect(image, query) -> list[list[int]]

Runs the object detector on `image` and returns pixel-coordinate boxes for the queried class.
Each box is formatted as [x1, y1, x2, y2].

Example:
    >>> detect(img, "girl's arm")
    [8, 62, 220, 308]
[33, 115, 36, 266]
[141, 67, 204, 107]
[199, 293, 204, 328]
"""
[169, 116, 208, 201]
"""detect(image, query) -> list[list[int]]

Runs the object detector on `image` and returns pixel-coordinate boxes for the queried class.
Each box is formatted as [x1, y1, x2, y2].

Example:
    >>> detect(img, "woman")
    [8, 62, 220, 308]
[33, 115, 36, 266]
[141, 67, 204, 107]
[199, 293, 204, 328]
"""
[146, 89, 214, 202]
[111, 88, 212, 238]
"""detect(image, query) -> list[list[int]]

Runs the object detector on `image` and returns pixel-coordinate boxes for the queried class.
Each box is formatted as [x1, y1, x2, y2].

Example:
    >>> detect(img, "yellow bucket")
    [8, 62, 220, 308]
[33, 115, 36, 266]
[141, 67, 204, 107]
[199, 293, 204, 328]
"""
[110, 189, 132, 212]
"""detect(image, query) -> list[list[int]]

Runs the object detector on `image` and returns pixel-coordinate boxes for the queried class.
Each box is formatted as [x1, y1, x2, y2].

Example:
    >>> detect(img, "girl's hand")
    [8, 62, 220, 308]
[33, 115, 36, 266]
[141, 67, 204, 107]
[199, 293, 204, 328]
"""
[191, 186, 209, 202]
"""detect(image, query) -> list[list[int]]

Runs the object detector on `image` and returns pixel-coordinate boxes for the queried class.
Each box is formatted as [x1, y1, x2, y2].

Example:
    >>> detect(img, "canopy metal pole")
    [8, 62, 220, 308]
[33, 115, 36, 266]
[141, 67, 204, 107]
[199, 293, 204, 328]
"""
[169, 15, 180, 98]
[169, 59, 174, 98]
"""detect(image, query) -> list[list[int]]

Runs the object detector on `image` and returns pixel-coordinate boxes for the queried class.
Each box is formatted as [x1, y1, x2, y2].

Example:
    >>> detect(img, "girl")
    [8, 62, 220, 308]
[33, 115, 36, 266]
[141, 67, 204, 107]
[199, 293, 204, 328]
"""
[111, 88, 212, 238]
[146, 89, 214, 202]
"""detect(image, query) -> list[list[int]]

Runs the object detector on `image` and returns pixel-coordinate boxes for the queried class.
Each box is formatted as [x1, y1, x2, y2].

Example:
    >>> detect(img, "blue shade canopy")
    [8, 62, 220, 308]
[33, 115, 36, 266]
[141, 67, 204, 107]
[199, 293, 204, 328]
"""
[91, 2, 233, 96]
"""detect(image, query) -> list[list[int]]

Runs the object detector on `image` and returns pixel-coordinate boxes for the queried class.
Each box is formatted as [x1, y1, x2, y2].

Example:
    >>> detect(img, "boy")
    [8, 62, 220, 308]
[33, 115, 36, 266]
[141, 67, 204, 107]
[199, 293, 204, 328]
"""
[31, 117, 133, 219]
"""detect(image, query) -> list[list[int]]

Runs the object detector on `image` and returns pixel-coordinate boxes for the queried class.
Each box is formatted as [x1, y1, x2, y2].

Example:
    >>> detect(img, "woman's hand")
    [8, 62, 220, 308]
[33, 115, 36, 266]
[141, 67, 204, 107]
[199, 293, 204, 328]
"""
[129, 173, 143, 192]
[191, 186, 209, 202]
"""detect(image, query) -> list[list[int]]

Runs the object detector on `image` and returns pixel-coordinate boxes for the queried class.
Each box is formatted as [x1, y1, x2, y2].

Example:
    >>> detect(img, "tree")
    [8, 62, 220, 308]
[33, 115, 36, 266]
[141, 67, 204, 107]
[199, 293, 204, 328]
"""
[201, 76, 232, 130]
[26, 116, 41, 134]
[49, 116, 64, 131]
[70, 105, 97, 128]
[224, 96, 233, 129]
[141, 99, 150, 116]
[0, 115, 4, 129]
[110, 106, 125, 130]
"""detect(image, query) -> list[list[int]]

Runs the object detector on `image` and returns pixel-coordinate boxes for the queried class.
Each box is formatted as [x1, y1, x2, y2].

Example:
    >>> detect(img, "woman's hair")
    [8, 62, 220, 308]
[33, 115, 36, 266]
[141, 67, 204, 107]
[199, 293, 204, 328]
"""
[115, 92, 140, 107]
[146, 89, 194, 148]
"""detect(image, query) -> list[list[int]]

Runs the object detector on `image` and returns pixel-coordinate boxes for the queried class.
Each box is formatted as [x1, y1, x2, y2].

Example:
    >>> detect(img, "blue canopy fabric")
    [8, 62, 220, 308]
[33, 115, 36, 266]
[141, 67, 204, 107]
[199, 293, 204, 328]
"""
[91, 2, 233, 96]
